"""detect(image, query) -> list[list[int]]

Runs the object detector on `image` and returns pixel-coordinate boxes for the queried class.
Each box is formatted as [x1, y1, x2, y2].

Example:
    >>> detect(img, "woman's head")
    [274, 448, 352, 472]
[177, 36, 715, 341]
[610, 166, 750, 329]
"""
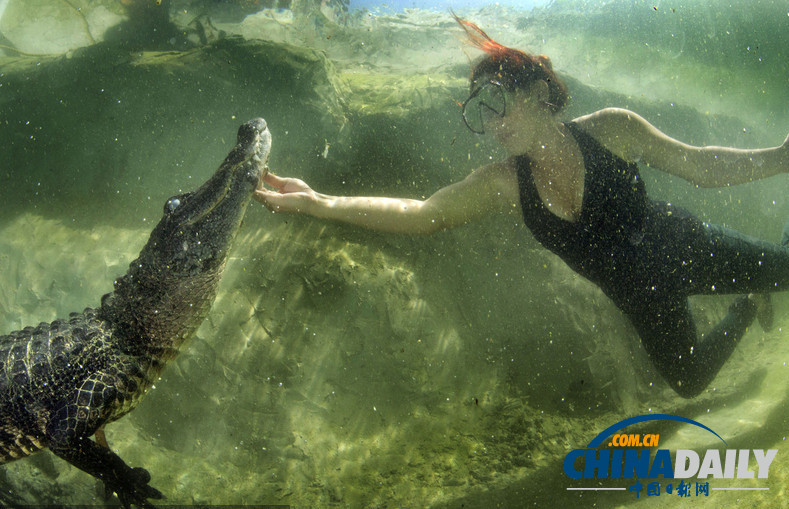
[454, 14, 568, 114]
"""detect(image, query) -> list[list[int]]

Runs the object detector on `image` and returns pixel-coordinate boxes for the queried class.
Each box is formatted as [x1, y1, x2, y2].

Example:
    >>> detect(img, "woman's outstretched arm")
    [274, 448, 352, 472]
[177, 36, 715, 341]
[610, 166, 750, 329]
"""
[576, 108, 789, 187]
[254, 161, 520, 234]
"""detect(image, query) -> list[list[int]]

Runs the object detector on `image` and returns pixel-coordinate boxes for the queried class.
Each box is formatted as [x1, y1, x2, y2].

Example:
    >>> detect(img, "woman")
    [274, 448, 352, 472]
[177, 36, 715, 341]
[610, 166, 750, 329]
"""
[255, 16, 789, 398]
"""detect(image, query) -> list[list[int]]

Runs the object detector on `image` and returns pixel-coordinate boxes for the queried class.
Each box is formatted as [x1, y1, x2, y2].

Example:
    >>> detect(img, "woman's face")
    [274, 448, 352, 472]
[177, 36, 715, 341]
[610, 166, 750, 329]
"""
[462, 78, 550, 153]
[461, 79, 507, 135]
[486, 88, 545, 153]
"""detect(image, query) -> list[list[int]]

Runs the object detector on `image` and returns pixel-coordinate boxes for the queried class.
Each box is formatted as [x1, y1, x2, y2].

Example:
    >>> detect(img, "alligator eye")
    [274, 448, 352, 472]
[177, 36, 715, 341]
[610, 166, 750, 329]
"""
[165, 197, 181, 213]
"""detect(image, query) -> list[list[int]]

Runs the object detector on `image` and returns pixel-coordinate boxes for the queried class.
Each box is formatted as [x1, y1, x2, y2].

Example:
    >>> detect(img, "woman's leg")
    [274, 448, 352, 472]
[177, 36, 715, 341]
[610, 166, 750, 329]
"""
[627, 295, 757, 398]
[614, 210, 786, 397]
[683, 221, 789, 295]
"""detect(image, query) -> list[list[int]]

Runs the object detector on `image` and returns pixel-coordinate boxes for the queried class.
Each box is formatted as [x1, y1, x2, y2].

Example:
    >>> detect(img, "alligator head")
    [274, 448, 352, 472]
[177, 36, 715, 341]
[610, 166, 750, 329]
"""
[100, 118, 271, 362]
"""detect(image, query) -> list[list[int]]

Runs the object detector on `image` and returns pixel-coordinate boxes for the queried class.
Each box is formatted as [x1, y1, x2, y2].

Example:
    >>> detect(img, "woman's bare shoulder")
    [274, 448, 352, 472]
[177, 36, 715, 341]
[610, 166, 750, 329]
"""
[469, 158, 521, 206]
[474, 158, 516, 175]
[431, 159, 518, 202]
[572, 108, 655, 161]
[471, 158, 517, 186]
[573, 107, 645, 129]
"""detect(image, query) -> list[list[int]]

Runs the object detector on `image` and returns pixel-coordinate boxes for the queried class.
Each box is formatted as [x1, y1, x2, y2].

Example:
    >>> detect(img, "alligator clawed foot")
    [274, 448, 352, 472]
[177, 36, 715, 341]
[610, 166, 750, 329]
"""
[109, 467, 165, 509]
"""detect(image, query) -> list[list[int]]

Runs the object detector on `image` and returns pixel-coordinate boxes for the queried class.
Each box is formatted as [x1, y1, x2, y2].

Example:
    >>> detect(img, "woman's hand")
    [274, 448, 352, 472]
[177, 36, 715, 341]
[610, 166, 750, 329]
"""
[780, 133, 789, 171]
[254, 173, 316, 214]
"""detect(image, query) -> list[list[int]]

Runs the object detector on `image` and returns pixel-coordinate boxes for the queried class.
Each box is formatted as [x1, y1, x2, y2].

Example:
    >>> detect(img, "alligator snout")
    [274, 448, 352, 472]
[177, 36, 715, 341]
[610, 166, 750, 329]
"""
[235, 117, 271, 186]
[239, 117, 268, 143]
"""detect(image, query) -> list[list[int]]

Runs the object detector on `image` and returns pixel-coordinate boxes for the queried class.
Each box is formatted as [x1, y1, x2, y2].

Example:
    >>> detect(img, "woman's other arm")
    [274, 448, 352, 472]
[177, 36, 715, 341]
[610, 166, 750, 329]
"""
[254, 161, 520, 234]
[576, 107, 789, 187]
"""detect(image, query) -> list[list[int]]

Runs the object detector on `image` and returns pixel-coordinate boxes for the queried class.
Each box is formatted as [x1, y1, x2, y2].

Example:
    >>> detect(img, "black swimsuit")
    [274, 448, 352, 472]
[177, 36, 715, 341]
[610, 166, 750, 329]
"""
[516, 122, 789, 397]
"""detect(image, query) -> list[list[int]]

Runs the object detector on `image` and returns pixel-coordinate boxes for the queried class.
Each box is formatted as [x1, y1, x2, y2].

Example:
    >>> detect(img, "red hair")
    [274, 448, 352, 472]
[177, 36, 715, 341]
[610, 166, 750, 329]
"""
[453, 13, 569, 113]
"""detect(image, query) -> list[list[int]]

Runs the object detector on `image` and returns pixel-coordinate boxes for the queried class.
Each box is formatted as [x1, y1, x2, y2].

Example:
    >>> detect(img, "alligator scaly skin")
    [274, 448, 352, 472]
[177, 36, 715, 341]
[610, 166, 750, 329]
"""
[0, 118, 271, 508]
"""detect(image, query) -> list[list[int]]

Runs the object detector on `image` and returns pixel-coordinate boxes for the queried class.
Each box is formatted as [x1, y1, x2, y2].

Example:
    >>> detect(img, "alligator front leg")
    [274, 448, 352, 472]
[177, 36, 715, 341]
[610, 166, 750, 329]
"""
[44, 375, 163, 508]
[47, 433, 163, 508]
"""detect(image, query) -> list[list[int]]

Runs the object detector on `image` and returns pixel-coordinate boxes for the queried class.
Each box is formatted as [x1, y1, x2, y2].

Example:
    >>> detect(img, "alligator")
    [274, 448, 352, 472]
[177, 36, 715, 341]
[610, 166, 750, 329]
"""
[0, 118, 271, 507]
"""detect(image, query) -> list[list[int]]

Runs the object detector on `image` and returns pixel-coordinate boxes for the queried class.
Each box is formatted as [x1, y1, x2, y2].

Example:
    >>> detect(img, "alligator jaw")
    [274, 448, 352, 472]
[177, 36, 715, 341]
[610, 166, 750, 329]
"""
[184, 118, 272, 227]
[100, 118, 272, 360]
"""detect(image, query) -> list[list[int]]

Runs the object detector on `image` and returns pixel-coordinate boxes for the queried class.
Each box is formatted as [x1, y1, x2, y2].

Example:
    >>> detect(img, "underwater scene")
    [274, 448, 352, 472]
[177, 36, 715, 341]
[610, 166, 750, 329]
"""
[1, 0, 789, 507]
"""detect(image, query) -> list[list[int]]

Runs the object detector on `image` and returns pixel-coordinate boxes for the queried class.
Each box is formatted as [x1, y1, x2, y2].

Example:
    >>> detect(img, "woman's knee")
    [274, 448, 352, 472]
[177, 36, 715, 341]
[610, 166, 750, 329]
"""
[669, 377, 707, 399]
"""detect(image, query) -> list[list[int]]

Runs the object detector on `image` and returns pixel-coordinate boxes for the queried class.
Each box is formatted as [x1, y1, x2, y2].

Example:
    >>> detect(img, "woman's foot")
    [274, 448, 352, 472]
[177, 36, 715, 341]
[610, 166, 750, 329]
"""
[749, 293, 774, 332]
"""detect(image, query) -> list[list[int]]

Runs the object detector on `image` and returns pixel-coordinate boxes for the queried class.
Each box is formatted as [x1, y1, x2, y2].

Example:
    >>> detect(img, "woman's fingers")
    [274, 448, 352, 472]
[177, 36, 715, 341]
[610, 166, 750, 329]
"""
[254, 173, 315, 214]
[263, 172, 287, 190]
[254, 188, 283, 211]
[261, 173, 310, 194]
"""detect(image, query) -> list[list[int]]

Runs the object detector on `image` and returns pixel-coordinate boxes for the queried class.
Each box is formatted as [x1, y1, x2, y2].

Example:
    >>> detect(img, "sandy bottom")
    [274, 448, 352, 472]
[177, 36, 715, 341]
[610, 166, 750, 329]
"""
[1, 211, 789, 508]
